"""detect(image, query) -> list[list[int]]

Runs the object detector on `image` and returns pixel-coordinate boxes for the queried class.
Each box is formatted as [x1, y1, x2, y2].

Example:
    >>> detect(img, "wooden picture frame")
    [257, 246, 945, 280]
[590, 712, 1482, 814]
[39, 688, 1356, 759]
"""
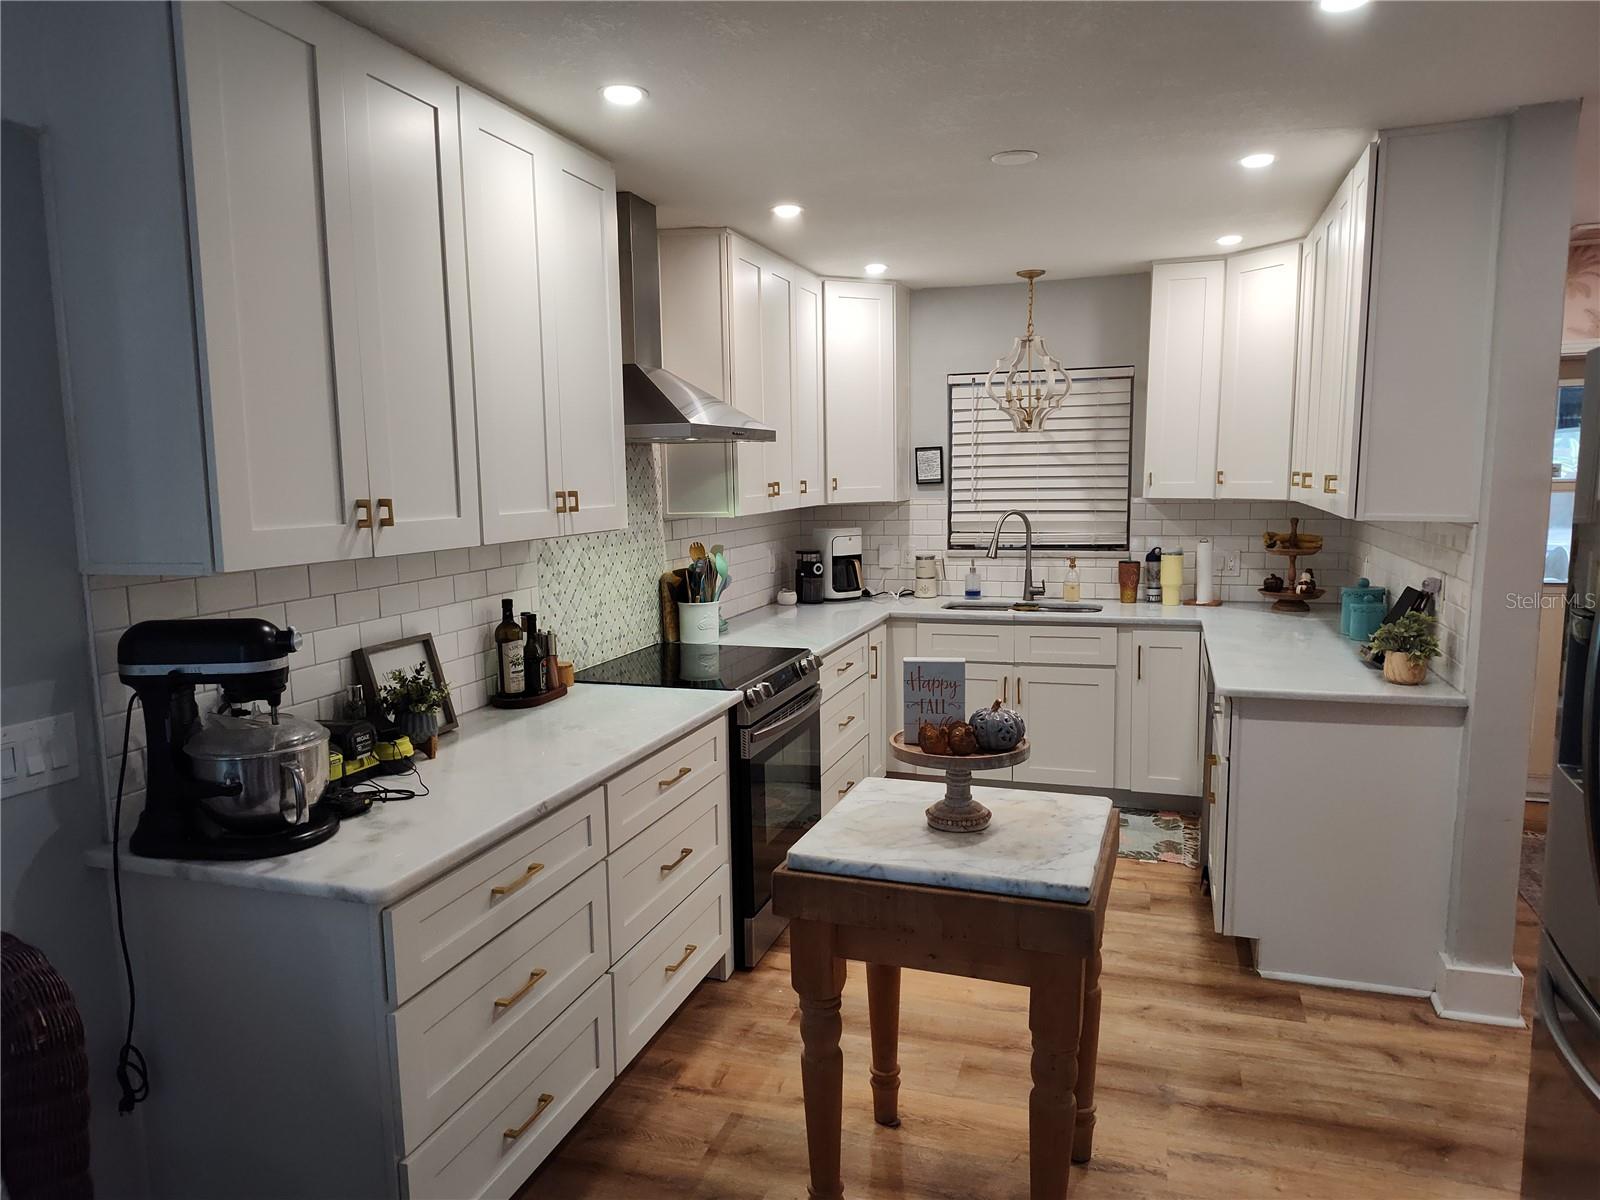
[352, 633, 459, 734]
[914, 445, 945, 485]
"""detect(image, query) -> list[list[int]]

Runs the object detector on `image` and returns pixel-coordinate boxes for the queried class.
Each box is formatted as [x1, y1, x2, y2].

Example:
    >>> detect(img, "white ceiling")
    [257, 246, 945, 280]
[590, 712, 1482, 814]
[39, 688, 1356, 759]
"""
[331, 1, 1600, 288]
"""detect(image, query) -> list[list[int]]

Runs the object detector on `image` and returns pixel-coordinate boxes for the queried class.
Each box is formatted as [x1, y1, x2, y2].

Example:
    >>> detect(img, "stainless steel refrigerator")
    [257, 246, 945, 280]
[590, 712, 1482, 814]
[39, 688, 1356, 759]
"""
[1522, 346, 1600, 1196]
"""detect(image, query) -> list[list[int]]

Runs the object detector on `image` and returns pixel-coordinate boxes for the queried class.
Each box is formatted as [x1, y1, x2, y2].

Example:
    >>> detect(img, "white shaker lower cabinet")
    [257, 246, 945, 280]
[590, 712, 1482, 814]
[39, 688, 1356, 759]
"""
[461, 90, 628, 540]
[110, 715, 733, 1200]
[1013, 665, 1118, 789]
[823, 279, 911, 504]
[867, 625, 888, 777]
[1126, 629, 1204, 796]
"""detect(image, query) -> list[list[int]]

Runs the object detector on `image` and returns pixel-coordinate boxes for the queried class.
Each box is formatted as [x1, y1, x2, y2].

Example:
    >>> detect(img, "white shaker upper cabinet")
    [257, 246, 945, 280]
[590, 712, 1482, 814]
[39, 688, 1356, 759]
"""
[1144, 261, 1224, 500]
[459, 92, 563, 544]
[543, 137, 628, 536]
[823, 279, 909, 505]
[345, 39, 481, 555]
[182, 0, 372, 571]
[1215, 243, 1300, 500]
[730, 238, 773, 516]
[762, 259, 798, 511]
[792, 274, 825, 504]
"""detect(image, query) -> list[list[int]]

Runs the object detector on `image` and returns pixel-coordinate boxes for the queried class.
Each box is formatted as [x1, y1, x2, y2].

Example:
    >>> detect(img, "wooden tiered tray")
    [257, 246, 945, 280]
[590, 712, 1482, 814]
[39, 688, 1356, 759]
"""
[888, 731, 1031, 833]
[1260, 516, 1325, 613]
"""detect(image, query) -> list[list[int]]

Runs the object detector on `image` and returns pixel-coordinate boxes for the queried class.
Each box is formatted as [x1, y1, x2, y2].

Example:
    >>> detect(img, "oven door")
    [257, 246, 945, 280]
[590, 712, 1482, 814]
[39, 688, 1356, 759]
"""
[731, 687, 821, 967]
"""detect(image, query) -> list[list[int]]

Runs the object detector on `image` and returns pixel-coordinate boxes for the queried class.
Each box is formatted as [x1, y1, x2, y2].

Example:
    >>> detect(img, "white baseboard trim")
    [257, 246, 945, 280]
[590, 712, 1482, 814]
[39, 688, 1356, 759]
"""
[1430, 952, 1526, 1028]
[1256, 969, 1430, 998]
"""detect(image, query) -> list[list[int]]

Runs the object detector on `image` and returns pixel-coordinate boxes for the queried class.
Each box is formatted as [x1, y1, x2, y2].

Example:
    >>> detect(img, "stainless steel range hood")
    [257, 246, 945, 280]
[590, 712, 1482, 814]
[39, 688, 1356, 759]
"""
[618, 192, 774, 443]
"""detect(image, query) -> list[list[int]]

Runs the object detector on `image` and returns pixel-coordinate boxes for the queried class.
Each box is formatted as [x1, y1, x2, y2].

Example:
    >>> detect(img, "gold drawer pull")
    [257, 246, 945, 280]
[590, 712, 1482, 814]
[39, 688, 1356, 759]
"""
[492, 968, 548, 1013]
[835, 660, 855, 673]
[799, 480, 808, 495]
[659, 846, 693, 875]
[837, 714, 856, 730]
[1323, 474, 1338, 494]
[503, 1093, 554, 1141]
[490, 861, 545, 898]
[838, 780, 856, 798]
[664, 944, 698, 975]
[658, 765, 692, 790]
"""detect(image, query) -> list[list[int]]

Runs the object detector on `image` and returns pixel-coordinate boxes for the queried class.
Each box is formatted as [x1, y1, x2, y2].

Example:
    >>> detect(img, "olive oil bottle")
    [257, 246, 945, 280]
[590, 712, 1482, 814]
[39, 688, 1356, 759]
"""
[495, 598, 526, 696]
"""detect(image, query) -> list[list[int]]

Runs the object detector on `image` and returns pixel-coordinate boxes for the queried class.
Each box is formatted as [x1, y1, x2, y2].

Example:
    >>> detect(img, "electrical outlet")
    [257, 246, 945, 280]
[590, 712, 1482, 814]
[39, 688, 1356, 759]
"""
[1222, 550, 1241, 577]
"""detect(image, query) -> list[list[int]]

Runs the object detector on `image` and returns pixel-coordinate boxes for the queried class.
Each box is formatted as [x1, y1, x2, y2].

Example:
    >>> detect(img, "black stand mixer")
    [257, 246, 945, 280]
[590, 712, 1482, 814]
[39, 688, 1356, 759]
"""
[118, 618, 339, 860]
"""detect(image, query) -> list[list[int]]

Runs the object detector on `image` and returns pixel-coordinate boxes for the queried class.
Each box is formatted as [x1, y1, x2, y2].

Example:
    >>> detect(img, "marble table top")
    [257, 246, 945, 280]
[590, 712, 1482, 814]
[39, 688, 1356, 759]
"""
[786, 776, 1113, 904]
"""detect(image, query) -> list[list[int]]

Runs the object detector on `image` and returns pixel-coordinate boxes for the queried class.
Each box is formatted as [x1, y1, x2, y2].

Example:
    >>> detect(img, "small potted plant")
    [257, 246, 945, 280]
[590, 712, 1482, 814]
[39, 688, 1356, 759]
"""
[1368, 611, 1441, 686]
[377, 664, 451, 746]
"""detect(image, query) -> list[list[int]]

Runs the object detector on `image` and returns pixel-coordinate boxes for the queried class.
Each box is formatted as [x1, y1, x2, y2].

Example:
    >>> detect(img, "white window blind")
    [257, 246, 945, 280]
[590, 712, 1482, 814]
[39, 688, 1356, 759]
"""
[948, 366, 1134, 550]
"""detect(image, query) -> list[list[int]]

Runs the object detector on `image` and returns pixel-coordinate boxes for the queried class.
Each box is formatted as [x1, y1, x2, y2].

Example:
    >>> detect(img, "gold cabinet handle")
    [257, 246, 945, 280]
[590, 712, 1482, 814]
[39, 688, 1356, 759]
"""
[659, 846, 692, 875]
[555, 491, 567, 514]
[799, 480, 808, 495]
[836, 660, 854, 674]
[1216, 470, 1225, 486]
[1323, 474, 1338, 494]
[503, 1093, 555, 1141]
[567, 490, 580, 512]
[377, 497, 395, 527]
[1001, 675, 1008, 704]
[831, 477, 839, 492]
[658, 765, 692, 790]
[1147, 470, 1154, 488]
[868, 644, 879, 680]
[837, 714, 856, 731]
[774, 481, 781, 496]
[1204, 753, 1218, 805]
[1016, 674, 1023, 705]
[492, 968, 548, 1013]
[490, 861, 545, 898]
[1137, 645, 1143, 681]
[664, 944, 698, 975]
[355, 498, 374, 529]
[838, 780, 856, 798]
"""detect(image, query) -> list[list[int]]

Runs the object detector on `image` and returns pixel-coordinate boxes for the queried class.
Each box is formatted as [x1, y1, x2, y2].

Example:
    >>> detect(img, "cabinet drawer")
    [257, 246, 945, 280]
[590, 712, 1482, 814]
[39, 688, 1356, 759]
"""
[605, 719, 727, 852]
[917, 622, 1014, 662]
[386, 789, 605, 1004]
[1015, 624, 1117, 667]
[820, 676, 869, 770]
[821, 736, 868, 815]
[607, 777, 728, 961]
[821, 634, 869, 698]
[611, 865, 731, 1068]
[391, 863, 609, 1152]
[399, 974, 615, 1200]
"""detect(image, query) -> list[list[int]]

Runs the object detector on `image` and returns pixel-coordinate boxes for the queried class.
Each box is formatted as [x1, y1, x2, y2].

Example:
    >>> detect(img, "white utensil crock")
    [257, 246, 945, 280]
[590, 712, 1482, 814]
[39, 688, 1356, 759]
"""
[679, 600, 721, 645]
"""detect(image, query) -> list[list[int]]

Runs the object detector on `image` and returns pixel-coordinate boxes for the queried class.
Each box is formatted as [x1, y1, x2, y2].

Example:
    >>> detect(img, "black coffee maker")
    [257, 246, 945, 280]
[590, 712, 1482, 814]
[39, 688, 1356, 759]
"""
[795, 550, 825, 604]
[118, 618, 339, 860]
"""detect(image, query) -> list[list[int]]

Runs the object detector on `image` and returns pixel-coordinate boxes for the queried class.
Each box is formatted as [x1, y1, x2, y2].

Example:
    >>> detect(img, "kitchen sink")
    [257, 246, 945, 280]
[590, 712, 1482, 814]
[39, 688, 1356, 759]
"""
[941, 600, 1104, 613]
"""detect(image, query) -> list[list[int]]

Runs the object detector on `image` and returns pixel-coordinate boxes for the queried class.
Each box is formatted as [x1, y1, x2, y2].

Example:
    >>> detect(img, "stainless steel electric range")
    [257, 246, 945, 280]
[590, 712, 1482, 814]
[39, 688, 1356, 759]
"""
[577, 642, 823, 966]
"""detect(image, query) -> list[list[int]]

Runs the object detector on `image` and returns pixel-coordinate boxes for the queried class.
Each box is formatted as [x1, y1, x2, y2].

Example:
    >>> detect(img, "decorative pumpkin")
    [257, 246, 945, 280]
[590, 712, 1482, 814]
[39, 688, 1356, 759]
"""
[946, 720, 979, 757]
[1262, 572, 1285, 593]
[918, 719, 951, 756]
[970, 699, 1026, 752]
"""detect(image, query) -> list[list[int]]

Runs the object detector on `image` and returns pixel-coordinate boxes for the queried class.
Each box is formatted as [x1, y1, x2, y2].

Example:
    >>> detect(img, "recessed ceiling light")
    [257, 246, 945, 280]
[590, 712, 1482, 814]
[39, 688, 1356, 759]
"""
[1239, 152, 1276, 169]
[1318, 0, 1369, 11]
[601, 84, 647, 106]
[990, 150, 1040, 167]
[1216, 234, 1244, 247]
[771, 203, 803, 219]
[864, 263, 888, 276]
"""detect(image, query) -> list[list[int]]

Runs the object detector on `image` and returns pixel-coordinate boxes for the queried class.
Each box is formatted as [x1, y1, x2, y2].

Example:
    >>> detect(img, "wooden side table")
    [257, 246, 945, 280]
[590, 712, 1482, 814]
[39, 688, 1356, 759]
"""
[773, 779, 1118, 1200]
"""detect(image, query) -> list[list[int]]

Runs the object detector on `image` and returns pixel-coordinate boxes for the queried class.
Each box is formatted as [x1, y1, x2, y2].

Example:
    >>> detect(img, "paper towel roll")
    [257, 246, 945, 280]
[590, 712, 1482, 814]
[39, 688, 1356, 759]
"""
[1161, 552, 1183, 606]
[1196, 538, 1215, 605]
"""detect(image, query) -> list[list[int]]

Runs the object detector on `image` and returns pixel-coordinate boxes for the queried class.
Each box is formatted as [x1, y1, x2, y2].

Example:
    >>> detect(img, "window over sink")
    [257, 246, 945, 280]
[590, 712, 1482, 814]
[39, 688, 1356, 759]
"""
[947, 366, 1134, 551]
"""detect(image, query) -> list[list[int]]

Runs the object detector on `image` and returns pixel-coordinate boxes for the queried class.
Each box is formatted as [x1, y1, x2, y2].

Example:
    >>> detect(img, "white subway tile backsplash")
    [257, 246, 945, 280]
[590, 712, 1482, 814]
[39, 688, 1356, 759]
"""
[195, 571, 256, 614]
[378, 581, 420, 617]
[255, 564, 310, 604]
[127, 579, 197, 622]
[309, 560, 358, 597]
[453, 571, 487, 601]
[285, 594, 337, 633]
[335, 589, 380, 626]
[468, 544, 501, 571]
[433, 547, 469, 576]
[89, 586, 129, 631]
[355, 556, 398, 590]
[395, 552, 436, 583]
[313, 624, 362, 665]
[359, 616, 403, 647]
[417, 576, 454, 610]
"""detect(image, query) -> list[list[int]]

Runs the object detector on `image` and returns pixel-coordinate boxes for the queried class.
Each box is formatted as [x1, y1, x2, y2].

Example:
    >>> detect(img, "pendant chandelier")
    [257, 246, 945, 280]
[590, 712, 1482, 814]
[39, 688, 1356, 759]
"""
[985, 268, 1071, 432]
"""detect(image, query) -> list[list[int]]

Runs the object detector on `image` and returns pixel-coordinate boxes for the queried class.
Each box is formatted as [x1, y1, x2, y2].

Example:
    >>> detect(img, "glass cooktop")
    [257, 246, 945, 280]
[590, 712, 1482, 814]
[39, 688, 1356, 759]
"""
[575, 642, 809, 692]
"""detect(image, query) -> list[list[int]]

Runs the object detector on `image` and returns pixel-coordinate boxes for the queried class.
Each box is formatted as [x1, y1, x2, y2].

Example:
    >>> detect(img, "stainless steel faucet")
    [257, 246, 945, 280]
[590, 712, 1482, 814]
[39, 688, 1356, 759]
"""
[986, 510, 1046, 601]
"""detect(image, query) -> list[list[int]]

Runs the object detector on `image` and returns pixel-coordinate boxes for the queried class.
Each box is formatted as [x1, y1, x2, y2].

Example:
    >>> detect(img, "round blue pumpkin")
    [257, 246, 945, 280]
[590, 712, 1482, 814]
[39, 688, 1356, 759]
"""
[970, 700, 1025, 751]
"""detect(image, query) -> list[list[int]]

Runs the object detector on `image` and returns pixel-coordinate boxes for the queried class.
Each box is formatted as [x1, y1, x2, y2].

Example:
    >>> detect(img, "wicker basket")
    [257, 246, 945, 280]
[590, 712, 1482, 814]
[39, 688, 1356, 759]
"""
[2, 933, 92, 1199]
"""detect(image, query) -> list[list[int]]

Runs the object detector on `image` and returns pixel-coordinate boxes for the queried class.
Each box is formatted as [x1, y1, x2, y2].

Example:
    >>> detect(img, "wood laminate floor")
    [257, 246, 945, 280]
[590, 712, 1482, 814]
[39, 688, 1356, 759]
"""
[521, 859, 1540, 1199]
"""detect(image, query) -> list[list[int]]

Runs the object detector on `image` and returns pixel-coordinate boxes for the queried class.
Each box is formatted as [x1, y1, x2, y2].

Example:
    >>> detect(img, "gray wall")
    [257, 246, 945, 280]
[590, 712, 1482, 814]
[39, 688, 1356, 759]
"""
[3, 121, 149, 1196]
[908, 272, 1152, 494]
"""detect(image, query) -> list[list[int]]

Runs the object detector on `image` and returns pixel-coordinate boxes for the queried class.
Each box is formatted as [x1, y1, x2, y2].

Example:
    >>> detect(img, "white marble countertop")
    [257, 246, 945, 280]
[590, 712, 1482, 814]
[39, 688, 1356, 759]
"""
[724, 596, 1466, 707]
[786, 777, 1113, 903]
[89, 684, 739, 905]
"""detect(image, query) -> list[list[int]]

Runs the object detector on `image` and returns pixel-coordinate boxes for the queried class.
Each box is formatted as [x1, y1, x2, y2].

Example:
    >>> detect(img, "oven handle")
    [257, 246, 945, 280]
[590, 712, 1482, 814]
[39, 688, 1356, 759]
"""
[744, 694, 822, 750]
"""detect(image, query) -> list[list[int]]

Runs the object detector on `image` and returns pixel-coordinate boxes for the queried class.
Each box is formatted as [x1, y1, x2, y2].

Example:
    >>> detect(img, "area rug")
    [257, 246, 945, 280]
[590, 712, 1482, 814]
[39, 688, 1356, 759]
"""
[1520, 831, 1545, 916]
[1118, 810, 1200, 869]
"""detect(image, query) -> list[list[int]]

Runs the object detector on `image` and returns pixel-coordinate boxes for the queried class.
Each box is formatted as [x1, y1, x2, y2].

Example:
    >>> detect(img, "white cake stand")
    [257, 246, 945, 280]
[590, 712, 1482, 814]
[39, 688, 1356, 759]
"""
[888, 731, 1031, 833]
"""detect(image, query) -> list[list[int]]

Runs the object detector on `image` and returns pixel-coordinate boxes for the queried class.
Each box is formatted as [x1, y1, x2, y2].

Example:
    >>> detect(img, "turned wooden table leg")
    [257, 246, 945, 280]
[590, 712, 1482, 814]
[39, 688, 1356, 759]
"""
[1071, 948, 1103, 1164]
[791, 919, 847, 1200]
[1028, 962, 1086, 1199]
[866, 963, 901, 1127]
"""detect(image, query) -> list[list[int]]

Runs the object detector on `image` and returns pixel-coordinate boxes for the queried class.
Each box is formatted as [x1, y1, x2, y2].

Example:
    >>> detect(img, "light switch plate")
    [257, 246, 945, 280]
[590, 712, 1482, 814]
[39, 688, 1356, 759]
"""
[1222, 551, 1241, 577]
[1, 713, 79, 798]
